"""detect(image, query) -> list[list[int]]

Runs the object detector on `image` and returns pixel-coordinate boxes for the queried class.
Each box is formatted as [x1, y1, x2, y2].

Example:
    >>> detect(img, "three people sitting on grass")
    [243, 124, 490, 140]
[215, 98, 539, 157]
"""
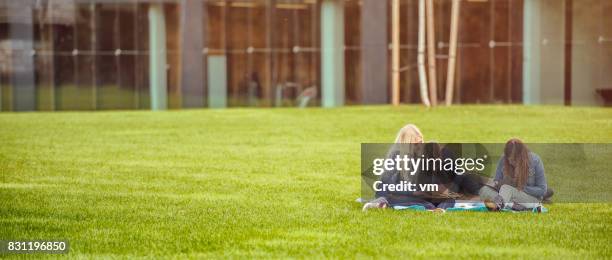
[364, 124, 550, 212]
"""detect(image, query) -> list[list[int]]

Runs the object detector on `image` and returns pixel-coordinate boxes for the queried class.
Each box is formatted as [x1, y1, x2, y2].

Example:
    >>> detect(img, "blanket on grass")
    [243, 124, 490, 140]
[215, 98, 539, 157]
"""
[392, 201, 548, 213]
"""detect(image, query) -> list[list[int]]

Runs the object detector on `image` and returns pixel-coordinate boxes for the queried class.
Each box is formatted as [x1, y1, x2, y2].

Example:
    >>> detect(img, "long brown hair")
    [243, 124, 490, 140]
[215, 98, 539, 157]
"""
[503, 138, 530, 190]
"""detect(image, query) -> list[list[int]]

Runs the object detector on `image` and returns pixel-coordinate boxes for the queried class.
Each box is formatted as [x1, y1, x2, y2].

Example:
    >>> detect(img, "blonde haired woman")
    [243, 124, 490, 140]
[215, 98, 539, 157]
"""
[364, 124, 452, 211]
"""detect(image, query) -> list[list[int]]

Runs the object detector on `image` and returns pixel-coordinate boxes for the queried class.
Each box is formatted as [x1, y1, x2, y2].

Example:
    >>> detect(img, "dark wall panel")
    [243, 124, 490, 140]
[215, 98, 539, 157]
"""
[180, 0, 206, 108]
[9, 2, 36, 111]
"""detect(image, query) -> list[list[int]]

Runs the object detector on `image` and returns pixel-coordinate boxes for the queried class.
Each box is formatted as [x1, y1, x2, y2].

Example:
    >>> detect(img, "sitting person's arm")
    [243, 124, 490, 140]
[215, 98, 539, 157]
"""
[523, 154, 547, 198]
[493, 156, 504, 186]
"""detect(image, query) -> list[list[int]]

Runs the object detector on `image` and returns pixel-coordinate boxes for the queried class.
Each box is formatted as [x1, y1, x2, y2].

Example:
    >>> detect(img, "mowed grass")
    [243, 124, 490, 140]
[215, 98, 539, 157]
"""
[0, 105, 611, 258]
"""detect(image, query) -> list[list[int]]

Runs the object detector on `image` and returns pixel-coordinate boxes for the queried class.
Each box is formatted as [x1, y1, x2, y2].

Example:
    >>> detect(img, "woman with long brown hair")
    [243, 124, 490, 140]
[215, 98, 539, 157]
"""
[479, 139, 548, 210]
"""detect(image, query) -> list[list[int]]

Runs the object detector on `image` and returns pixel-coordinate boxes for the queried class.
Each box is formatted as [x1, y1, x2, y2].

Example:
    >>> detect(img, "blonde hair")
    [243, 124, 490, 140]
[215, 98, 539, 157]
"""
[394, 124, 424, 144]
[390, 124, 424, 182]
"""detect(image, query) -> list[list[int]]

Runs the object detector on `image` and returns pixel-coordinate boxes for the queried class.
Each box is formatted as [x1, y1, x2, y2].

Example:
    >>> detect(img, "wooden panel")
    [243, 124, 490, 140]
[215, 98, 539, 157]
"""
[458, 0, 491, 103]
[458, 0, 523, 104]
[344, 0, 361, 104]
[510, 0, 523, 103]
[399, 0, 418, 104]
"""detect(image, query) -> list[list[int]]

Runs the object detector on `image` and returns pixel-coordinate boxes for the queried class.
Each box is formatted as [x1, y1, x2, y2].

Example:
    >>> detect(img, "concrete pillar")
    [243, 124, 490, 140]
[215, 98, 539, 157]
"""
[179, 0, 206, 108]
[361, 0, 388, 104]
[320, 0, 345, 107]
[8, 1, 36, 111]
[148, 4, 168, 110]
[523, 0, 566, 105]
[207, 55, 227, 108]
[523, 0, 542, 104]
[571, 0, 606, 106]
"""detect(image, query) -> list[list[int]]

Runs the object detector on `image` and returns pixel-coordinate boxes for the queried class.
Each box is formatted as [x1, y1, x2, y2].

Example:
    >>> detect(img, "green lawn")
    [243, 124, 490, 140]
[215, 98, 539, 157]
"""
[1, 105, 611, 258]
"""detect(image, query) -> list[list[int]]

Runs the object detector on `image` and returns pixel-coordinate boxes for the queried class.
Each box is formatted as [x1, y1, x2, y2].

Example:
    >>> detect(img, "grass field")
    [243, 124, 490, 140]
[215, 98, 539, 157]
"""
[1, 105, 611, 258]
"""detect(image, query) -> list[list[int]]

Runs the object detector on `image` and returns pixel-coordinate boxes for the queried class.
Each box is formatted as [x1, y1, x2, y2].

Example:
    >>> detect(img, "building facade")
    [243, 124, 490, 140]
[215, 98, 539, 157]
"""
[0, 0, 611, 111]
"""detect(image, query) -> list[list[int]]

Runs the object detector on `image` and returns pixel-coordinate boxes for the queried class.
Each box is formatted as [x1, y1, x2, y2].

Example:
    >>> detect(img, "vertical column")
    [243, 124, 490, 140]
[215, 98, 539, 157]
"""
[179, 0, 206, 108]
[148, 4, 168, 110]
[528, 0, 566, 105]
[523, 0, 542, 104]
[320, 0, 345, 107]
[266, 0, 276, 102]
[564, 0, 573, 106]
[207, 55, 227, 108]
[391, 0, 400, 106]
[570, 0, 602, 106]
[9, 1, 36, 111]
[361, 0, 388, 104]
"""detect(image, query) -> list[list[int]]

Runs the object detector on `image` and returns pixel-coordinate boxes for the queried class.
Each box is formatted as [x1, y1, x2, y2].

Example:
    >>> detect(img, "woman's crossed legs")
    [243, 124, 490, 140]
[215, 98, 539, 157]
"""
[479, 184, 540, 209]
